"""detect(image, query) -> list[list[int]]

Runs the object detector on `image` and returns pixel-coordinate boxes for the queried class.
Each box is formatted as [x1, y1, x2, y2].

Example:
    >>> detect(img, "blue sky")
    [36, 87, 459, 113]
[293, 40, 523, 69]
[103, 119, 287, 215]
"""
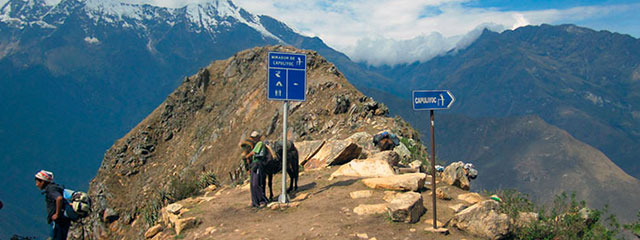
[462, 0, 640, 36]
[112, 0, 640, 65]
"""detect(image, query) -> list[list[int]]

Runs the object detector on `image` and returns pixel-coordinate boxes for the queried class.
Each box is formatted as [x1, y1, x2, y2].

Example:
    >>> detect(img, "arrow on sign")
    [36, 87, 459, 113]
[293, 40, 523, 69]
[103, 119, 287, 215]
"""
[412, 90, 455, 110]
[276, 81, 283, 87]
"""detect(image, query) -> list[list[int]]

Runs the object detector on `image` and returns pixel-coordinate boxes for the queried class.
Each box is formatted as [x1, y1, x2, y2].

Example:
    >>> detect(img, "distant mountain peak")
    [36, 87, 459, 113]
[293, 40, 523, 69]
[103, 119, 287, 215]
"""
[0, 0, 283, 42]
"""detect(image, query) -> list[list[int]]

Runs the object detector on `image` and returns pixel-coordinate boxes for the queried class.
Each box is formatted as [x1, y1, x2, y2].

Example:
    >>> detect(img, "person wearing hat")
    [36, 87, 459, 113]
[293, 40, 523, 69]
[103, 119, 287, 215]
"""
[35, 170, 70, 240]
[244, 131, 269, 208]
[240, 131, 262, 173]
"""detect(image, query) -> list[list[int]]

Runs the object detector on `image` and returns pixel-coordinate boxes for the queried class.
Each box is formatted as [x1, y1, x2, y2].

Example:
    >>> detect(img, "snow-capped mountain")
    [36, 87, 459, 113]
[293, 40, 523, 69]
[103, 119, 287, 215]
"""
[0, 0, 360, 237]
[0, 0, 282, 42]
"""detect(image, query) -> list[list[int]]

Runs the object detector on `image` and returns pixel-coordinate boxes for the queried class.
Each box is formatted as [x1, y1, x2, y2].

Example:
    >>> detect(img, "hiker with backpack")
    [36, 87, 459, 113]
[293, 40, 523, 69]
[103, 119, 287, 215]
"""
[35, 170, 71, 240]
[245, 131, 269, 208]
[240, 132, 261, 173]
[373, 130, 400, 151]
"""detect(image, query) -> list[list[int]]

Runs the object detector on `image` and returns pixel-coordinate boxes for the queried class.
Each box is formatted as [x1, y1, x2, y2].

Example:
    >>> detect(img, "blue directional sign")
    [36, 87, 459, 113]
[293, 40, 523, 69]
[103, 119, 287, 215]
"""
[268, 52, 306, 101]
[413, 90, 455, 110]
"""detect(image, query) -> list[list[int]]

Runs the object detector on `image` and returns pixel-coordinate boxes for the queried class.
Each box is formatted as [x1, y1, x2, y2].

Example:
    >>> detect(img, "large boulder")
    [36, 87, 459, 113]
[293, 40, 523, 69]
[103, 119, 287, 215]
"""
[346, 132, 375, 151]
[373, 151, 400, 167]
[144, 224, 163, 239]
[175, 217, 198, 235]
[296, 140, 325, 165]
[304, 140, 362, 170]
[386, 192, 426, 223]
[449, 200, 510, 240]
[442, 162, 470, 190]
[393, 142, 412, 163]
[457, 193, 484, 204]
[435, 187, 452, 200]
[362, 173, 426, 191]
[330, 153, 396, 179]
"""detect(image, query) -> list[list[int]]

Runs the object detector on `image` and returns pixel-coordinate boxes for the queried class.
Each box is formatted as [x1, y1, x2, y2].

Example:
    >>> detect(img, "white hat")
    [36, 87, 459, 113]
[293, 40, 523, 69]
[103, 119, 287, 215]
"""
[35, 170, 54, 182]
[250, 131, 260, 138]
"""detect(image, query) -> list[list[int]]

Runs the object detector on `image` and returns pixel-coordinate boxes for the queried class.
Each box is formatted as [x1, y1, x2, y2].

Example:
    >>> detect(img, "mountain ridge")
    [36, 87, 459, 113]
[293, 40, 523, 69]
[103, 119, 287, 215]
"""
[82, 45, 426, 238]
[3, 0, 640, 237]
[361, 24, 640, 179]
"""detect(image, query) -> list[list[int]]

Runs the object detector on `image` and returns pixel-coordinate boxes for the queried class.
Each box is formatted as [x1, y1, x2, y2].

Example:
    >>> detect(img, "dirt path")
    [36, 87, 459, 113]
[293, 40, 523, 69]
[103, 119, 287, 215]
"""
[164, 167, 483, 240]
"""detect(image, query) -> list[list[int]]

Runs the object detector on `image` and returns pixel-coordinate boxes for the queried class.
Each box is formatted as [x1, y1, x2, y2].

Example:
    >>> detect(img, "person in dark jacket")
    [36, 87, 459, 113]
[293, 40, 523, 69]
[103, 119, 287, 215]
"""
[35, 170, 70, 240]
[245, 131, 269, 208]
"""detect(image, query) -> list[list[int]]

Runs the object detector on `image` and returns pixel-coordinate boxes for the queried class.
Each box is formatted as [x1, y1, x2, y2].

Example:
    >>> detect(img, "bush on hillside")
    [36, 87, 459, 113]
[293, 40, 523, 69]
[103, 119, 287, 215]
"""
[498, 191, 621, 240]
[624, 211, 640, 237]
[139, 170, 218, 227]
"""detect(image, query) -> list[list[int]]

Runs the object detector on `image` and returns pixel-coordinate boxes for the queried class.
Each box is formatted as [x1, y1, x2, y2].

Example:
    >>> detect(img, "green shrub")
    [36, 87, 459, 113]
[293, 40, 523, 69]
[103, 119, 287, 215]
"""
[624, 211, 640, 237]
[399, 137, 429, 166]
[140, 193, 163, 227]
[140, 170, 218, 226]
[498, 191, 622, 240]
[198, 171, 218, 188]
[497, 189, 535, 219]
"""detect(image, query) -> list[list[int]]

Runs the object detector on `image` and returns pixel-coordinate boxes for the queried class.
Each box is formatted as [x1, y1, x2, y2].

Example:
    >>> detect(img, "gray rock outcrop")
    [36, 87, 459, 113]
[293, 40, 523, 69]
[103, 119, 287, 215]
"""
[449, 200, 510, 240]
[386, 192, 426, 223]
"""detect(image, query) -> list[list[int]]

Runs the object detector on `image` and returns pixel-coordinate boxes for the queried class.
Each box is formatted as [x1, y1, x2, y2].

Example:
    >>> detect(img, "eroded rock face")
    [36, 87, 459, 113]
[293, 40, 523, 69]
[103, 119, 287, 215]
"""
[386, 192, 426, 223]
[442, 162, 470, 190]
[304, 140, 362, 170]
[362, 173, 426, 191]
[449, 200, 510, 240]
[83, 46, 426, 238]
[296, 140, 325, 165]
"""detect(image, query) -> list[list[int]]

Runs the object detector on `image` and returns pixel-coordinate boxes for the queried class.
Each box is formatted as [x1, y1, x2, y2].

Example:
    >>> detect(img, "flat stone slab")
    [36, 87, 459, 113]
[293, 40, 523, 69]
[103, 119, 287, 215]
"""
[353, 203, 388, 215]
[362, 173, 426, 191]
[350, 190, 373, 199]
[424, 227, 450, 235]
[330, 157, 395, 179]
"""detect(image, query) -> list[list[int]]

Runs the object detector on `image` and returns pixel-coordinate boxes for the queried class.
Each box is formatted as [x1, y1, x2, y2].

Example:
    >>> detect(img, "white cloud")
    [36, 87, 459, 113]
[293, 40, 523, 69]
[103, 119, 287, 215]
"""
[84, 36, 100, 44]
[234, 0, 640, 66]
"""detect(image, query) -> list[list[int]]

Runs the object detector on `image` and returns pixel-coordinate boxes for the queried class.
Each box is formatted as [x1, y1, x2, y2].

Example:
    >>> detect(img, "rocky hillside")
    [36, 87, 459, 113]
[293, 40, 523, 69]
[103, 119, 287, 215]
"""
[82, 46, 424, 238]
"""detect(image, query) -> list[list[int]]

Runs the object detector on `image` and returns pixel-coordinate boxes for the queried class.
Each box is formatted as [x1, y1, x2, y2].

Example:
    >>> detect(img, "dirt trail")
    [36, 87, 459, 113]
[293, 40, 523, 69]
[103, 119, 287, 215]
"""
[160, 166, 483, 240]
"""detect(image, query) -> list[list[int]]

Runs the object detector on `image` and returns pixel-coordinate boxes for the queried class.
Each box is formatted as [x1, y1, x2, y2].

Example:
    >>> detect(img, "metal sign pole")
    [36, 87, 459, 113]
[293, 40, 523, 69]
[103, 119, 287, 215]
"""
[279, 100, 290, 203]
[431, 109, 437, 228]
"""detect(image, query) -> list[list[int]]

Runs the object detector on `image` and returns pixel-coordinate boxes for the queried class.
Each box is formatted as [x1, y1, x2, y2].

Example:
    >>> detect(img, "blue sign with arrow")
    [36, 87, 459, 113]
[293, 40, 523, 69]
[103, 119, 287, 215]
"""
[268, 52, 306, 101]
[413, 90, 455, 110]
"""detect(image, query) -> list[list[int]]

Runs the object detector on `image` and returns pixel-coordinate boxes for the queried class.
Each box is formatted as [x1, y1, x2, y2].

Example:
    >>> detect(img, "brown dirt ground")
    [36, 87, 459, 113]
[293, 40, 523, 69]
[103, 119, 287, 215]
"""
[155, 166, 484, 240]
